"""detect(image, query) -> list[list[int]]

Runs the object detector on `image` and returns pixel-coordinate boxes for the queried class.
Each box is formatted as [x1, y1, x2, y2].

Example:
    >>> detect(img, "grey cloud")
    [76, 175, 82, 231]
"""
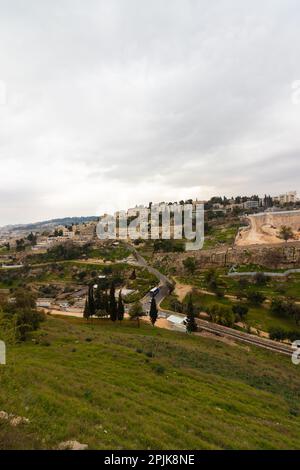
[0, 0, 300, 224]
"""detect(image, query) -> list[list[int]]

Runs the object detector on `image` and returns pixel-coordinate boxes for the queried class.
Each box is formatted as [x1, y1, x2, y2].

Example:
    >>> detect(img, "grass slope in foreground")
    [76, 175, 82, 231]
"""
[1, 316, 300, 450]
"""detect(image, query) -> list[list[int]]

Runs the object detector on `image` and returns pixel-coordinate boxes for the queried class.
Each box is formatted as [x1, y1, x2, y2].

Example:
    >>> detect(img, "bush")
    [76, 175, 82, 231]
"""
[204, 269, 220, 291]
[254, 272, 268, 286]
[152, 364, 165, 375]
[246, 291, 266, 306]
[0, 289, 45, 342]
[183, 257, 196, 274]
[269, 327, 286, 341]
[269, 327, 300, 343]
[145, 351, 154, 358]
[207, 304, 235, 328]
[270, 299, 300, 325]
[232, 304, 249, 320]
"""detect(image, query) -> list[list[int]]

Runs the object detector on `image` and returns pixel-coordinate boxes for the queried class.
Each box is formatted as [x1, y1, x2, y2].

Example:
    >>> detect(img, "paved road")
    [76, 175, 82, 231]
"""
[126, 244, 172, 285]
[125, 243, 172, 316]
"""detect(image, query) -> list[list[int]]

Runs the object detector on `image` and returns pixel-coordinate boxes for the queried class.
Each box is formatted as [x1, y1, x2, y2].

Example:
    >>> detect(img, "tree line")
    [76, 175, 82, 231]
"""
[83, 280, 159, 328]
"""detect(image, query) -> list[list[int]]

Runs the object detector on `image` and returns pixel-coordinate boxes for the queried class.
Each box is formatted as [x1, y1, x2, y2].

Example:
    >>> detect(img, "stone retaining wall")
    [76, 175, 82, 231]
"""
[153, 242, 300, 273]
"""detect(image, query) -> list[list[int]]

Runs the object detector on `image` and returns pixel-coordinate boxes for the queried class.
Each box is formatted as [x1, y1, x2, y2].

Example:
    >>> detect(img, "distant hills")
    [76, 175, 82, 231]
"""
[1, 216, 99, 232]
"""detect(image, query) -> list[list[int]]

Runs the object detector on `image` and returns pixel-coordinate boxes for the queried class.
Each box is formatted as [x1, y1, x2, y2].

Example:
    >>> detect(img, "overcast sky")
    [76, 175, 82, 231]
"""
[0, 0, 300, 225]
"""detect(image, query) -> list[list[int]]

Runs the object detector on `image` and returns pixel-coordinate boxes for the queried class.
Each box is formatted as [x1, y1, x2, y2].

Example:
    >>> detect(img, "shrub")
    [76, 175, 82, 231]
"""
[152, 364, 165, 375]
[232, 304, 249, 320]
[208, 304, 235, 328]
[254, 272, 268, 286]
[0, 289, 45, 342]
[269, 327, 300, 343]
[269, 327, 286, 341]
[246, 291, 266, 306]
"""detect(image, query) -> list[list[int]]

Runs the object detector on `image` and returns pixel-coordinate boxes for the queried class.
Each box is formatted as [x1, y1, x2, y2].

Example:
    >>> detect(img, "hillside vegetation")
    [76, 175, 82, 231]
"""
[1, 316, 300, 450]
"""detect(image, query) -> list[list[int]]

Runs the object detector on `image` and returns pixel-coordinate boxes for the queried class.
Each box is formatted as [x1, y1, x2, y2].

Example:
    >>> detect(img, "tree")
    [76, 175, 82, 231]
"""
[246, 291, 266, 306]
[1, 289, 44, 341]
[88, 284, 96, 317]
[279, 225, 294, 243]
[54, 229, 63, 237]
[16, 238, 26, 252]
[254, 272, 267, 286]
[94, 284, 103, 311]
[149, 297, 158, 326]
[238, 278, 248, 290]
[271, 298, 300, 325]
[185, 295, 197, 333]
[109, 283, 117, 322]
[27, 232, 37, 246]
[129, 269, 136, 280]
[232, 304, 249, 320]
[183, 257, 196, 275]
[83, 298, 91, 321]
[269, 327, 287, 342]
[204, 269, 220, 292]
[208, 304, 235, 327]
[129, 301, 144, 327]
[117, 290, 125, 321]
[170, 298, 183, 313]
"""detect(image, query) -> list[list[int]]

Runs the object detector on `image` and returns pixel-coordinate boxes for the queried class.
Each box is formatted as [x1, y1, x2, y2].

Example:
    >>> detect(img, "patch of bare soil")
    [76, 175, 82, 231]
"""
[174, 280, 193, 302]
[236, 212, 300, 246]
[142, 316, 173, 330]
[46, 308, 83, 318]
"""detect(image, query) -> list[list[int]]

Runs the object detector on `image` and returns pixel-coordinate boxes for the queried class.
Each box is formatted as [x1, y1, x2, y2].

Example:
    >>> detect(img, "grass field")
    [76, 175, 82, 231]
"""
[1, 316, 300, 449]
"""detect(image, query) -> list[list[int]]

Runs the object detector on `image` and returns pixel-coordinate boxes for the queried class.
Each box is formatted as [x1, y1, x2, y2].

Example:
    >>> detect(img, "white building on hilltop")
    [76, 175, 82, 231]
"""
[274, 191, 297, 205]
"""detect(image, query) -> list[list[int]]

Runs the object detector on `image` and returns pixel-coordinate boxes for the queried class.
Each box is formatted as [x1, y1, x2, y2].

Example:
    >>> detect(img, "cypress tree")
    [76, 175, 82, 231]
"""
[130, 269, 136, 280]
[109, 283, 117, 322]
[117, 290, 125, 321]
[103, 290, 109, 315]
[88, 284, 96, 317]
[95, 284, 103, 311]
[83, 298, 90, 321]
[186, 294, 197, 333]
[149, 297, 158, 326]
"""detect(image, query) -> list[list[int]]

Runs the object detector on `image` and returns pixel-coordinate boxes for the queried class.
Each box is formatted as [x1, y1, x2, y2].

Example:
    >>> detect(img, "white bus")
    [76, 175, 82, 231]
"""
[149, 286, 160, 297]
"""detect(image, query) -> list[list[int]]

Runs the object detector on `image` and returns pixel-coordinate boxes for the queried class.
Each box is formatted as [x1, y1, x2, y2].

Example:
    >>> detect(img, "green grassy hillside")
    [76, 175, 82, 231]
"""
[1, 316, 300, 450]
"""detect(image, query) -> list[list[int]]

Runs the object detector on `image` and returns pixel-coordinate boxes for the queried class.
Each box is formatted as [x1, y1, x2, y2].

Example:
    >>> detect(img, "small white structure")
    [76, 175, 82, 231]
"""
[167, 315, 186, 325]
[36, 299, 52, 308]
[167, 315, 187, 331]
[59, 302, 69, 311]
